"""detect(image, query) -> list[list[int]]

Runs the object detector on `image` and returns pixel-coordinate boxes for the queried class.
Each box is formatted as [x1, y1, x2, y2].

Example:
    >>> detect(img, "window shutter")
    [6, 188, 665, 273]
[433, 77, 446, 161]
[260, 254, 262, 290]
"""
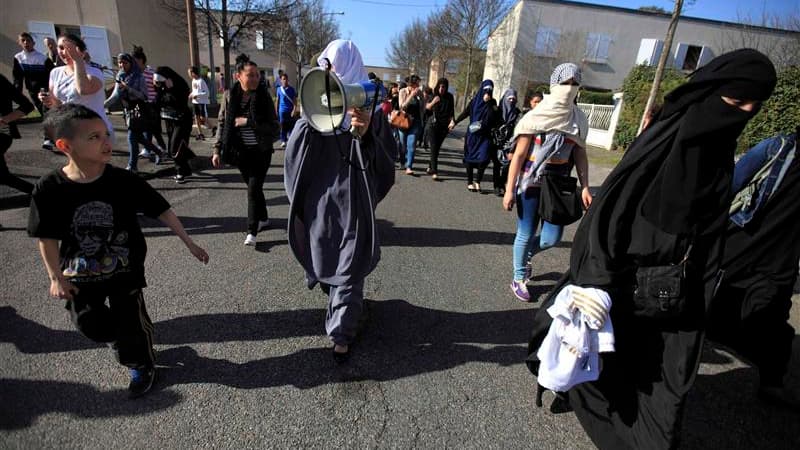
[79, 25, 112, 70]
[597, 35, 611, 61]
[697, 46, 715, 68]
[256, 31, 264, 50]
[585, 33, 599, 60]
[635, 39, 663, 66]
[27, 21, 57, 49]
[673, 42, 689, 68]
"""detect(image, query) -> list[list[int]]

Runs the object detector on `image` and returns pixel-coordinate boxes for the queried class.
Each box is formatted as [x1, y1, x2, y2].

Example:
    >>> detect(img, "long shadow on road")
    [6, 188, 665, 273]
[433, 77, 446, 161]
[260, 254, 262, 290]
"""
[377, 219, 515, 247]
[681, 343, 800, 448]
[0, 378, 182, 430]
[151, 298, 533, 391]
[6, 300, 800, 445]
[1, 299, 535, 427]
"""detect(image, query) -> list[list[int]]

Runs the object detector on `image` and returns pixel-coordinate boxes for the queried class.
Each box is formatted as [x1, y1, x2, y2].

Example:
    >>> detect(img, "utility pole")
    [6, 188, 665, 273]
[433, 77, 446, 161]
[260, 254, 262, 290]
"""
[638, 0, 683, 135]
[205, 0, 217, 103]
[186, 0, 200, 67]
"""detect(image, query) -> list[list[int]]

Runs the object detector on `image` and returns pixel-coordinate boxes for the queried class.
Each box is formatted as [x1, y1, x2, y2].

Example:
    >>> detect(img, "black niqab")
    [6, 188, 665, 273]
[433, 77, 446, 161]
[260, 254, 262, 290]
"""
[571, 48, 777, 287]
[642, 48, 777, 236]
[526, 49, 777, 450]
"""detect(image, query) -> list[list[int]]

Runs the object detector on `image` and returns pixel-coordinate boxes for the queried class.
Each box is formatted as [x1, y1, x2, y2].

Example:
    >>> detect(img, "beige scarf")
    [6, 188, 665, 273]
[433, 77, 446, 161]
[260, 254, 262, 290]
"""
[512, 84, 588, 148]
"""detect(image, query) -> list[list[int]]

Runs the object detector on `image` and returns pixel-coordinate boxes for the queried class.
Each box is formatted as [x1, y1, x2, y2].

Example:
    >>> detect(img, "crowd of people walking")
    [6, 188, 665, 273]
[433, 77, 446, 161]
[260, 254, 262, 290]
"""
[3, 30, 799, 449]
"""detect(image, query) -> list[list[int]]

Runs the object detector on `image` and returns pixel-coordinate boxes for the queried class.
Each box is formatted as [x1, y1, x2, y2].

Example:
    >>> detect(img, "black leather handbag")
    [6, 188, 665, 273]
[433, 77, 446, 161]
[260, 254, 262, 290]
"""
[632, 245, 692, 320]
[538, 174, 583, 225]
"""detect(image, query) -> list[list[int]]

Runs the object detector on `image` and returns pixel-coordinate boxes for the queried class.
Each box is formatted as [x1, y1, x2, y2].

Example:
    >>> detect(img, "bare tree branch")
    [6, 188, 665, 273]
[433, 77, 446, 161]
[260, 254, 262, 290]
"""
[386, 17, 437, 79]
[715, 10, 800, 69]
[160, 0, 297, 81]
[431, 0, 512, 108]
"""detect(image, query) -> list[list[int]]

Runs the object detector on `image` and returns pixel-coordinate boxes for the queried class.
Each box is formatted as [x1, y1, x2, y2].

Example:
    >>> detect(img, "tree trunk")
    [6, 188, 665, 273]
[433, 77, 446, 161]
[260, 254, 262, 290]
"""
[638, 0, 683, 135]
[205, 0, 216, 102]
[221, 2, 231, 89]
[463, 47, 474, 111]
[186, 0, 200, 67]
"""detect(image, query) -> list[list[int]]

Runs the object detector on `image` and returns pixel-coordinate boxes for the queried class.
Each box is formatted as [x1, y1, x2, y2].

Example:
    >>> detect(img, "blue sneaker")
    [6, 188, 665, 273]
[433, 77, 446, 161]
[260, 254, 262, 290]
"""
[128, 367, 156, 399]
[510, 280, 531, 302]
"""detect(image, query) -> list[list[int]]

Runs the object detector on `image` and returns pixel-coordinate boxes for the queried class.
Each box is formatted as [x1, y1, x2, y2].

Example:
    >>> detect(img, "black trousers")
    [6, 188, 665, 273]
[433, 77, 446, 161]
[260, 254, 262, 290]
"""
[145, 104, 167, 149]
[237, 146, 271, 234]
[489, 147, 505, 189]
[428, 124, 449, 174]
[466, 161, 488, 184]
[66, 287, 156, 369]
[165, 118, 194, 176]
[0, 134, 34, 194]
[707, 281, 795, 386]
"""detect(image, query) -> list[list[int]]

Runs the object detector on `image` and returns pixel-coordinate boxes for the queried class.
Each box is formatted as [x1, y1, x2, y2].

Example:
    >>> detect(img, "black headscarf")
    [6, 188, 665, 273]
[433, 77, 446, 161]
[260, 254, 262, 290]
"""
[154, 66, 191, 110]
[571, 48, 776, 287]
[641, 48, 777, 235]
[540, 49, 777, 450]
[432, 77, 454, 124]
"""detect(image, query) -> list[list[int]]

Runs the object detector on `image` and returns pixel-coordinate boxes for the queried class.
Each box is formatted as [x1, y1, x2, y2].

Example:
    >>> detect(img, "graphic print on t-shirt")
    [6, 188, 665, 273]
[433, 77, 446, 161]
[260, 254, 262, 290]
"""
[62, 201, 130, 280]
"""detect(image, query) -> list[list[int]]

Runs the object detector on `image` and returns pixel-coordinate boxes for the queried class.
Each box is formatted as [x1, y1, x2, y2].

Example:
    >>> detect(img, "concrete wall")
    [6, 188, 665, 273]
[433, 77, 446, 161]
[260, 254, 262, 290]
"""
[115, 0, 190, 82]
[484, 0, 524, 93]
[484, 0, 798, 93]
[1, 0, 122, 79]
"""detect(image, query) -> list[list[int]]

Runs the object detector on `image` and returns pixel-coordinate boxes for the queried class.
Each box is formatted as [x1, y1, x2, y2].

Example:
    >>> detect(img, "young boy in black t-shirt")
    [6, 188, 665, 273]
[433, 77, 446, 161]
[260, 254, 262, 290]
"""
[28, 104, 209, 398]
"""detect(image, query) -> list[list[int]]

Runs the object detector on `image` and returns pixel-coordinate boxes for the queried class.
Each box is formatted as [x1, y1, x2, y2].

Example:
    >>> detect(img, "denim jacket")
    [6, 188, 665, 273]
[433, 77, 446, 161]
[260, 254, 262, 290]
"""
[730, 132, 797, 227]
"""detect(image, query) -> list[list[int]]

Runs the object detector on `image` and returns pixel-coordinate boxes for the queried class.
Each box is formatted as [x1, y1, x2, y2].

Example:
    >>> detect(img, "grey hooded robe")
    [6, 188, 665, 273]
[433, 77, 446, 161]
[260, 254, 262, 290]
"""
[284, 110, 397, 287]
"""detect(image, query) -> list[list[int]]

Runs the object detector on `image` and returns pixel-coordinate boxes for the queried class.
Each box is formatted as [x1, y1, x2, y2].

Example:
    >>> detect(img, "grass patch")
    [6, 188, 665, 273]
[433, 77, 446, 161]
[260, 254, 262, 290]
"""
[586, 145, 624, 168]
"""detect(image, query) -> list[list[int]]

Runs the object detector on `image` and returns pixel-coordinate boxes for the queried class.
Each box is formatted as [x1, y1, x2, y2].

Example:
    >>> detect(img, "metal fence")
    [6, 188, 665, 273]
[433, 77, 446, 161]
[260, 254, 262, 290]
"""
[577, 103, 615, 131]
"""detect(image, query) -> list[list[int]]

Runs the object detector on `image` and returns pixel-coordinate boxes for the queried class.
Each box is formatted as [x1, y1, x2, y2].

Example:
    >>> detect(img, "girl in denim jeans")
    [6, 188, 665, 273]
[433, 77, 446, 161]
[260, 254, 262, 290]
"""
[502, 64, 591, 302]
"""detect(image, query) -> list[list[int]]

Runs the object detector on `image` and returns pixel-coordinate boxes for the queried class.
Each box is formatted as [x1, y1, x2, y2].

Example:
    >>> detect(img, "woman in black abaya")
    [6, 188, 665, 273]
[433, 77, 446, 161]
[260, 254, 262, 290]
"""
[526, 49, 777, 449]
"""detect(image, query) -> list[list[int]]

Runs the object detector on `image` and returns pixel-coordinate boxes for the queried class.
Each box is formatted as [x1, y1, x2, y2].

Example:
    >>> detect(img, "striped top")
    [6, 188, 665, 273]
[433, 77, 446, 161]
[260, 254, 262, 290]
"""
[238, 95, 258, 146]
[142, 66, 157, 103]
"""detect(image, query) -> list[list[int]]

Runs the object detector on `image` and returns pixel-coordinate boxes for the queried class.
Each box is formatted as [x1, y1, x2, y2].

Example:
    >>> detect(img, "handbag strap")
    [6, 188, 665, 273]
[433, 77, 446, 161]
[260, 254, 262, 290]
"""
[524, 133, 561, 178]
[679, 243, 693, 265]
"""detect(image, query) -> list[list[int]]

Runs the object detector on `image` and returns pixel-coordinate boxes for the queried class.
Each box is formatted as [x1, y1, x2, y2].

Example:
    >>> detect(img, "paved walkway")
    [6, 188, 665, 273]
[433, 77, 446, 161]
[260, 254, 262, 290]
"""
[1, 119, 798, 448]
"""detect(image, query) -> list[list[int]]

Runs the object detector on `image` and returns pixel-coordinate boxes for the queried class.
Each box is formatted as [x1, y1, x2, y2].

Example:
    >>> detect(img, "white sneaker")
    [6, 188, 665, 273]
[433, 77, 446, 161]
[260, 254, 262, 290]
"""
[243, 234, 257, 246]
[279, 141, 286, 148]
[258, 219, 271, 232]
[138, 149, 152, 158]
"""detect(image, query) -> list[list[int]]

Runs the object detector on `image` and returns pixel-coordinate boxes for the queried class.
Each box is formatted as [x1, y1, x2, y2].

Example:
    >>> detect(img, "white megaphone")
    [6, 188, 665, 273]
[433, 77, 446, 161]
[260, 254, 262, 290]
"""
[299, 67, 386, 133]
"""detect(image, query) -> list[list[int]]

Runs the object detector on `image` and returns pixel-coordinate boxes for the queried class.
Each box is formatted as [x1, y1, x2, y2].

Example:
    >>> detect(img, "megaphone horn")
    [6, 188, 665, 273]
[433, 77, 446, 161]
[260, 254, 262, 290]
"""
[299, 67, 386, 133]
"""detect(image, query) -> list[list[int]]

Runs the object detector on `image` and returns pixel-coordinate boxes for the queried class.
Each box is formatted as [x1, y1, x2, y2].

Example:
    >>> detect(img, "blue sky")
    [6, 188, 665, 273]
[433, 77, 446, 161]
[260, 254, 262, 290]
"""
[325, 0, 800, 67]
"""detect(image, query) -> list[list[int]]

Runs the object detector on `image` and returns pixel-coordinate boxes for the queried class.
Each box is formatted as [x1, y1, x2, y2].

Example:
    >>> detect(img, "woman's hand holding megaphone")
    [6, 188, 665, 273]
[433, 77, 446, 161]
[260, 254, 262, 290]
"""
[349, 107, 372, 138]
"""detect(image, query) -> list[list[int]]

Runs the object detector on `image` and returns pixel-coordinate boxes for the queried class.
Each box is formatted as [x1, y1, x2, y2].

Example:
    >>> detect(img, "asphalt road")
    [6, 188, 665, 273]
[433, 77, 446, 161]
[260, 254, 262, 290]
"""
[1, 117, 798, 449]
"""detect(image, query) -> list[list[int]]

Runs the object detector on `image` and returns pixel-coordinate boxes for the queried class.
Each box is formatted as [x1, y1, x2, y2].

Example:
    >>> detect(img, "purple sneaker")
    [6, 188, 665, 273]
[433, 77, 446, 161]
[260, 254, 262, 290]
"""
[510, 280, 531, 302]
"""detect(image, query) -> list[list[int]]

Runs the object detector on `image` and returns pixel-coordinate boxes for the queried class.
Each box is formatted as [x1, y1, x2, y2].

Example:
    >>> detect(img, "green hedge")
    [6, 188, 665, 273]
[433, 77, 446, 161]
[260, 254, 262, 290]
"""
[614, 64, 687, 150]
[615, 64, 800, 151]
[579, 90, 614, 105]
[738, 66, 800, 152]
[523, 84, 614, 105]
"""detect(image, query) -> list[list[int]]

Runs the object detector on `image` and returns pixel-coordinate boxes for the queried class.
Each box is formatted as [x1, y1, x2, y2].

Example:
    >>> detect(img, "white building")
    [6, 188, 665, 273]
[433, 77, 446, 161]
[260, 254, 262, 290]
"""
[484, 0, 799, 93]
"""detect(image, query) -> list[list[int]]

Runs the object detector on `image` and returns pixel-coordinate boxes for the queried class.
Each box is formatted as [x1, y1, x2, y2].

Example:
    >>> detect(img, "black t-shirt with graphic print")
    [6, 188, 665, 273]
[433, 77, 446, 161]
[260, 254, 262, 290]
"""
[27, 165, 171, 290]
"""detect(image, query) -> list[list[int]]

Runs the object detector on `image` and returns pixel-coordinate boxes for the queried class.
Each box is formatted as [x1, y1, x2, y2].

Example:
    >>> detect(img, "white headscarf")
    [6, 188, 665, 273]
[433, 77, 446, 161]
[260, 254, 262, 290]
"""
[316, 39, 370, 132]
[317, 39, 367, 84]
[512, 63, 588, 147]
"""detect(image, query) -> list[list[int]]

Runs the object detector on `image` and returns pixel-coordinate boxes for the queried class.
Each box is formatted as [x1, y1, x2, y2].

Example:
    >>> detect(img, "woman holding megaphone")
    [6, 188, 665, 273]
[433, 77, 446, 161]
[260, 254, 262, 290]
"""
[284, 39, 397, 362]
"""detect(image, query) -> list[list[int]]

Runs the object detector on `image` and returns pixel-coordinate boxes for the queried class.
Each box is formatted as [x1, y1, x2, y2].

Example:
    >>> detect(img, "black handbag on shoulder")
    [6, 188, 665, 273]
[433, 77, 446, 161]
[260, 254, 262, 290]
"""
[125, 104, 148, 133]
[538, 174, 583, 225]
[632, 244, 692, 320]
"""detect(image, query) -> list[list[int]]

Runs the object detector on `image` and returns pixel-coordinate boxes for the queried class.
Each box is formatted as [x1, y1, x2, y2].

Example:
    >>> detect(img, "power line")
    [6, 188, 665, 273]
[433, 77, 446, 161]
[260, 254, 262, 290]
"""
[347, 0, 444, 7]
